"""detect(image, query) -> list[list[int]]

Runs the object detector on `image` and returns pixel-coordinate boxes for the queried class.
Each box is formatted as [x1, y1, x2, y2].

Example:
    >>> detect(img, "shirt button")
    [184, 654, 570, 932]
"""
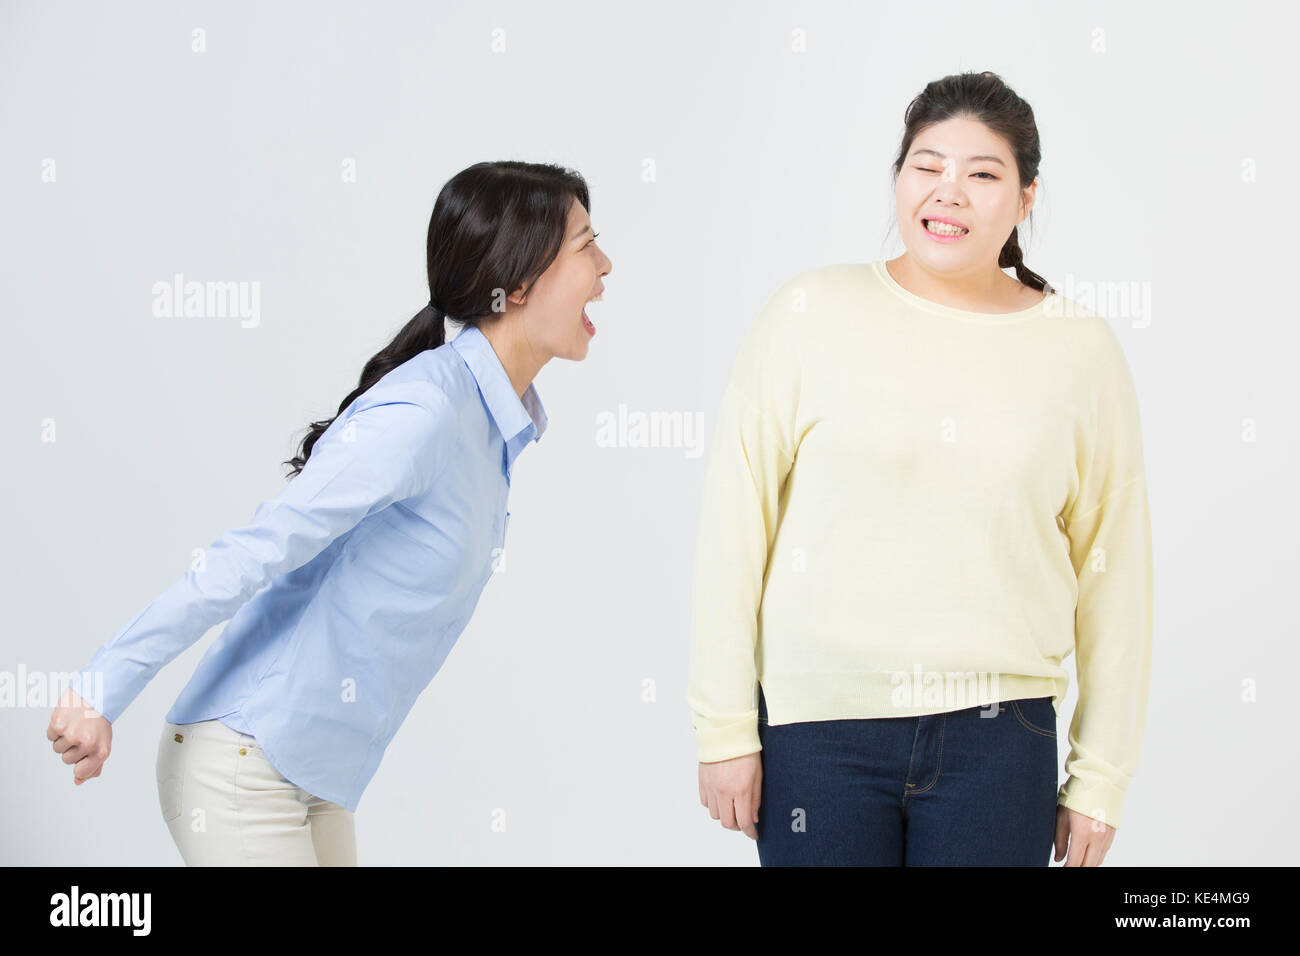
[238, 747, 248, 756]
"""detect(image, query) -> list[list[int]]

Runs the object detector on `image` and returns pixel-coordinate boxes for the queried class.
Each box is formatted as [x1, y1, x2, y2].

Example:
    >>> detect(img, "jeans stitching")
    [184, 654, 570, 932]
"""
[908, 716, 946, 795]
[902, 718, 923, 801]
[1010, 699, 1056, 738]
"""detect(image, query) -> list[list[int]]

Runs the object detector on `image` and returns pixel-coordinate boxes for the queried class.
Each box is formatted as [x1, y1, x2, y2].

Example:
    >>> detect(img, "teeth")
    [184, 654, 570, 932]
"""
[925, 219, 968, 236]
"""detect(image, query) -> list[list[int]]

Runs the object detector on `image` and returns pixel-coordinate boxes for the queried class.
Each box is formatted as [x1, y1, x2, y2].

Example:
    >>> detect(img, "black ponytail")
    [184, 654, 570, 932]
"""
[283, 161, 589, 478]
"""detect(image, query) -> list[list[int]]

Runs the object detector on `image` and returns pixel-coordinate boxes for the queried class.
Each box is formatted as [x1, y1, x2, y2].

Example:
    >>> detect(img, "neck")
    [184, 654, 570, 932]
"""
[887, 253, 1022, 310]
[477, 315, 545, 401]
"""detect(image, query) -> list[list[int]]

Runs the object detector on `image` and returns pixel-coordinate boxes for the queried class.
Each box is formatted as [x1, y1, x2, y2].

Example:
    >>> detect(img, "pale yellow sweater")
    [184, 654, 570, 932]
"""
[687, 259, 1153, 830]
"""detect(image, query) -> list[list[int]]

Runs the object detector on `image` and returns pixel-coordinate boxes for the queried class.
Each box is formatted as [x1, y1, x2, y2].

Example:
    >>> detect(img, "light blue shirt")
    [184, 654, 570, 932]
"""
[66, 324, 546, 811]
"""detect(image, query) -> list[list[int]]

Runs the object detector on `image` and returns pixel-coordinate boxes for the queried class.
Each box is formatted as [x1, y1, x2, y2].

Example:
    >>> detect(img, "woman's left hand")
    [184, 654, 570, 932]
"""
[1054, 805, 1116, 865]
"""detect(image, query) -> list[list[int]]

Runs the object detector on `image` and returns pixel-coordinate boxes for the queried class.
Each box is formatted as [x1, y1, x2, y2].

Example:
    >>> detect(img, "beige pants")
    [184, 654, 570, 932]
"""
[155, 718, 356, 866]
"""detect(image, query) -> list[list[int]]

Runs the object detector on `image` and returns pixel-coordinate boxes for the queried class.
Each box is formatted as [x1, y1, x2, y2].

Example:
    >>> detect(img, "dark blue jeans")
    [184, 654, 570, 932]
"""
[755, 683, 1059, 865]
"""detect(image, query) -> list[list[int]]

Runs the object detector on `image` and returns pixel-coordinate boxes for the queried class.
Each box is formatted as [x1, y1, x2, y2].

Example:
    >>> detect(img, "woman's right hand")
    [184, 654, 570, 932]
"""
[47, 687, 113, 786]
[698, 751, 763, 839]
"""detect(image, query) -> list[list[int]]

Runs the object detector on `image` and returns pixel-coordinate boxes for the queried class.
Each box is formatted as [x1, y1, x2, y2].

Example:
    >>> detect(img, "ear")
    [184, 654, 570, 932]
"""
[504, 283, 529, 310]
[1018, 179, 1039, 224]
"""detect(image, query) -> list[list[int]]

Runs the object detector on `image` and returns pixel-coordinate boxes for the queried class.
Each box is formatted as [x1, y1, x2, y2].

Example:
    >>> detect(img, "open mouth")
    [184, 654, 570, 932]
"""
[581, 289, 602, 336]
[923, 218, 969, 238]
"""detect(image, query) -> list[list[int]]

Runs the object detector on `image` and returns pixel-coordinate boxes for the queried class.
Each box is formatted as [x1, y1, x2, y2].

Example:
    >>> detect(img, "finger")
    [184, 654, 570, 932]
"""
[73, 756, 102, 783]
[1053, 809, 1068, 862]
[1066, 822, 1086, 868]
[65, 736, 101, 769]
[733, 792, 757, 840]
[706, 789, 720, 821]
[73, 766, 101, 785]
[60, 743, 90, 766]
[719, 795, 739, 831]
[1069, 821, 1095, 867]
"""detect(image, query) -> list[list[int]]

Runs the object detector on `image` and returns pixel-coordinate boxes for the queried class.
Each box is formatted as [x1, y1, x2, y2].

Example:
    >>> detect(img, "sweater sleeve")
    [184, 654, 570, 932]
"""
[65, 384, 451, 723]
[1056, 319, 1154, 831]
[687, 278, 803, 762]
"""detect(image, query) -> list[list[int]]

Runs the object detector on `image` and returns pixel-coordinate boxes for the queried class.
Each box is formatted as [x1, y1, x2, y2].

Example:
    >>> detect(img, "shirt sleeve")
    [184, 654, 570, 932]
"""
[687, 277, 803, 762]
[65, 383, 453, 723]
[1056, 319, 1154, 831]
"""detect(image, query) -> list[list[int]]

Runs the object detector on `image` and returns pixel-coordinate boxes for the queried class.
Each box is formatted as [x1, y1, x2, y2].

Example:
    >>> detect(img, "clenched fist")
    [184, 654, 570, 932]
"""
[48, 687, 113, 786]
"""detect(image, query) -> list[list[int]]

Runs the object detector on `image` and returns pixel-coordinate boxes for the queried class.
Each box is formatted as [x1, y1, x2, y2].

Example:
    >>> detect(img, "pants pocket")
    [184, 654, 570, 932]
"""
[156, 722, 186, 822]
[159, 774, 183, 822]
[1009, 698, 1057, 739]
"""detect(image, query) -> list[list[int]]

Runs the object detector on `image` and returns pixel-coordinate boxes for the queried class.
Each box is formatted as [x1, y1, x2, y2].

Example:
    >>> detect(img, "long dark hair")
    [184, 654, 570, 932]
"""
[890, 70, 1054, 294]
[284, 161, 590, 477]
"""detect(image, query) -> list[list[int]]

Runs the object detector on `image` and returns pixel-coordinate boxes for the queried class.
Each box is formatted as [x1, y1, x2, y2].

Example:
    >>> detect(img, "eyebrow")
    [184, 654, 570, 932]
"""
[570, 223, 593, 241]
[910, 148, 1006, 167]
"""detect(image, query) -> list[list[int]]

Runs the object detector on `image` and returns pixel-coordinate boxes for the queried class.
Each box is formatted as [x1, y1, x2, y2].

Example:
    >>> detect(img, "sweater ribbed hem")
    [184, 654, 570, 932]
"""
[757, 670, 1064, 724]
[692, 671, 1067, 764]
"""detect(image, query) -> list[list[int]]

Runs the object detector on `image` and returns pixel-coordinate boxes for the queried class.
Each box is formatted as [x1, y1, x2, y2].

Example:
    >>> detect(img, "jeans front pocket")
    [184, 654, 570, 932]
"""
[1009, 697, 1057, 739]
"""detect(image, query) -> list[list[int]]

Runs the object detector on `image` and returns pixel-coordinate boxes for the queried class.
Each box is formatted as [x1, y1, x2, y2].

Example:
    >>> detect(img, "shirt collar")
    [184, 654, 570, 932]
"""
[450, 324, 548, 476]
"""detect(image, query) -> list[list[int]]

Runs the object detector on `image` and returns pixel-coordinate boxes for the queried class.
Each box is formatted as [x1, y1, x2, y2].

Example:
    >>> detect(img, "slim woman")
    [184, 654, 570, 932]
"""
[689, 72, 1153, 867]
[47, 161, 612, 865]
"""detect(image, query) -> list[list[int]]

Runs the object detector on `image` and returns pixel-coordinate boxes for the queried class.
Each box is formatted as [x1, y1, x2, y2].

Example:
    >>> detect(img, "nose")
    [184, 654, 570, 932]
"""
[932, 176, 967, 204]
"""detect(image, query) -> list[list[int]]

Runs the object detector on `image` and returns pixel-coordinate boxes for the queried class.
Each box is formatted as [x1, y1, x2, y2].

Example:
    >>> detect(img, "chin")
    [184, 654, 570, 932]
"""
[554, 339, 590, 362]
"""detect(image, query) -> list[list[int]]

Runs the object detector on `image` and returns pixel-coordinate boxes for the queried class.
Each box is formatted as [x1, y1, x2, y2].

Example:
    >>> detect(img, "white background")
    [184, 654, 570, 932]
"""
[3, 0, 1295, 865]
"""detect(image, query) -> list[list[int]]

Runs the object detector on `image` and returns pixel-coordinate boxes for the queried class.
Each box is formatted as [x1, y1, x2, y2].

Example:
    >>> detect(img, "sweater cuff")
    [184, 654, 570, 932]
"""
[1057, 774, 1127, 831]
[691, 711, 761, 763]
